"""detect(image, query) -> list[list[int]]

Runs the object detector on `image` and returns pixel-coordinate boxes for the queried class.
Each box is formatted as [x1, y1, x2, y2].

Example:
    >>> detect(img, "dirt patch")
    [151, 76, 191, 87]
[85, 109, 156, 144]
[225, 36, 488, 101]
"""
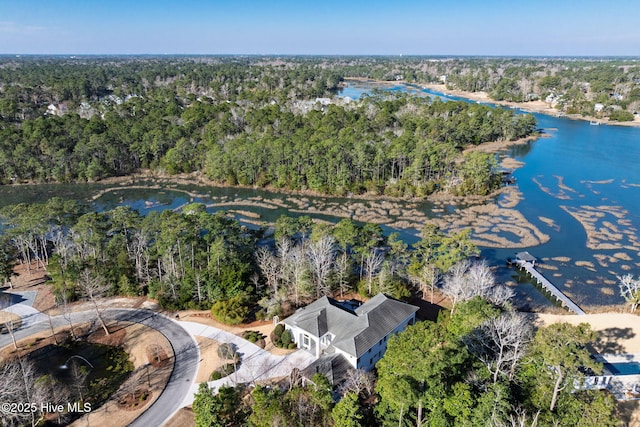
[535, 312, 640, 354]
[618, 400, 640, 427]
[117, 388, 153, 411]
[88, 323, 127, 346]
[195, 336, 223, 382]
[70, 321, 174, 426]
[0, 318, 175, 427]
[165, 407, 195, 427]
[3, 263, 55, 313]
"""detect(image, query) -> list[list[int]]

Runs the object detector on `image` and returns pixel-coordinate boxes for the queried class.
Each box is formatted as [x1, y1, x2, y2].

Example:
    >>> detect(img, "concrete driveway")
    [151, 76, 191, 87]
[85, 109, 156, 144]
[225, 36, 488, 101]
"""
[179, 321, 316, 407]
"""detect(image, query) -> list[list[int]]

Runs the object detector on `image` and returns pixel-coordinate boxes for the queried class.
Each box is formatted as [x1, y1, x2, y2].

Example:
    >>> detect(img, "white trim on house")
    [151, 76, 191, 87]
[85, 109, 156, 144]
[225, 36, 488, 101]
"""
[282, 293, 418, 371]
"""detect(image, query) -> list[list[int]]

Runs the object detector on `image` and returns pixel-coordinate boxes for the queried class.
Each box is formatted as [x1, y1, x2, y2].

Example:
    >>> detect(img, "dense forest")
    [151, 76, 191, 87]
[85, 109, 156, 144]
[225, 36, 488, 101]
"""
[0, 198, 619, 426]
[0, 56, 537, 197]
[4, 56, 638, 199]
[0, 197, 478, 315]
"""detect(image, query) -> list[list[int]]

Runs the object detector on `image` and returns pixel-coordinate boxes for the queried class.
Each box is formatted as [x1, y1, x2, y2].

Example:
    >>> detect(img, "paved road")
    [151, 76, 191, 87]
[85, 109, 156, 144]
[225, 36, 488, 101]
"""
[0, 308, 199, 427]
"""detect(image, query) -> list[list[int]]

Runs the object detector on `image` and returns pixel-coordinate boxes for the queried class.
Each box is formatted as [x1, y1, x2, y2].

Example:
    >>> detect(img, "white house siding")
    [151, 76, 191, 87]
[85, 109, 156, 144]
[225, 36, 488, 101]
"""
[357, 313, 416, 371]
[333, 348, 358, 368]
[281, 294, 419, 372]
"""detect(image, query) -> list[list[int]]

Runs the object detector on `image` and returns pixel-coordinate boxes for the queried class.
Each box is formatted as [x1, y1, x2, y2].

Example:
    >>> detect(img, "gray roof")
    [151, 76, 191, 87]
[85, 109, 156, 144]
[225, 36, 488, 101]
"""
[302, 353, 352, 385]
[282, 293, 418, 358]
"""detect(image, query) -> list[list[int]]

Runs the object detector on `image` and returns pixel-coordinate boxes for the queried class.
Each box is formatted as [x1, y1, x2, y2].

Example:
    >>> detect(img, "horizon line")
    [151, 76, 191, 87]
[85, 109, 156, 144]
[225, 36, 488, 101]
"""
[3, 53, 640, 59]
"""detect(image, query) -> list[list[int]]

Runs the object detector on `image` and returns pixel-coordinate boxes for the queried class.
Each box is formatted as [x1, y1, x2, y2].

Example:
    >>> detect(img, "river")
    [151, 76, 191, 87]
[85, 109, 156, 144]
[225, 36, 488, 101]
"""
[1, 82, 638, 311]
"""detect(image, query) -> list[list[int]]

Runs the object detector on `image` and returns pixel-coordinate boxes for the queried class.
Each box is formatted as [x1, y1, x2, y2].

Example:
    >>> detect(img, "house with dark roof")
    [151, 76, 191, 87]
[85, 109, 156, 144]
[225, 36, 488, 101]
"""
[282, 293, 418, 372]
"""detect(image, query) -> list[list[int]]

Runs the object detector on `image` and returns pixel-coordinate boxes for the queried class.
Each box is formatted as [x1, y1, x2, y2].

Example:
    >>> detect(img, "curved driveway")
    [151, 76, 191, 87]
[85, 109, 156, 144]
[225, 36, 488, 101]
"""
[179, 321, 316, 407]
[0, 308, 199, 427]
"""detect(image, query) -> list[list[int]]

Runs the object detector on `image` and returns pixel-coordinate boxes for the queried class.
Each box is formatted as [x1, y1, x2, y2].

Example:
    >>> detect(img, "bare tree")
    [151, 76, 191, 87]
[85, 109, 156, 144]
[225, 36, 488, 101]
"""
[46, 311, 59, 345]
[487, 284, 516, 308]
[442, 260, 513, 314]
[334, 252, 352, 298]
[464, 311, 533, 384]
[56, 290, 77, 340]
[503, 406, 540, 427]
[465, 260, 495, 296]
[363, 249, 384, 295]
[131, 229, 151, 284]
[0, 358, 47, 427]
[339, 368, 376, 398]
[77, 268, 110, 336]
[442, 259, 471, 314]
[0, 359, 22, 404]
[286, 245, 311, 305]
[38, 374, 71, 425]
[69, 360, 90, 402]
[276, 236, 292, 265]
[190, 271, 205, 304]
[410, 263, 439, 303]
[306, 236, 336, 298]
[256, 246, 280, 295]
[51, 228, 74, 274]
[617, 274, 640, 313]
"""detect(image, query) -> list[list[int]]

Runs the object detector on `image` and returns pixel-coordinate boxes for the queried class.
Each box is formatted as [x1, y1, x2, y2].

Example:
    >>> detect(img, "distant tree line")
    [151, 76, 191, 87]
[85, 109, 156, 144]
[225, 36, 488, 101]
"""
[438, 57, 640, 120]
[0, 57, 536, 197]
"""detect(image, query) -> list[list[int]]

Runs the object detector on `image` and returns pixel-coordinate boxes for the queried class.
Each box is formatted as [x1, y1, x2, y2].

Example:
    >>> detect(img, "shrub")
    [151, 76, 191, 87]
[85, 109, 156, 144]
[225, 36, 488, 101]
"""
[272, 324, 296, 349]
[609, 110, 634, 122]
[243, 330, 266, 344]
[211, 295, 249, 325]
[217, 343, 238, 361]
[280, 330, 293, 347]
[210, 363, 238, 381]
[274, 324, 285, 337]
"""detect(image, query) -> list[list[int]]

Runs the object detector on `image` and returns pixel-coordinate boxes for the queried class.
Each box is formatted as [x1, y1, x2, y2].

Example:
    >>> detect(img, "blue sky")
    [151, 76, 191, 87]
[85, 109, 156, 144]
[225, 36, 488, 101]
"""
[2, 0, 640, 55]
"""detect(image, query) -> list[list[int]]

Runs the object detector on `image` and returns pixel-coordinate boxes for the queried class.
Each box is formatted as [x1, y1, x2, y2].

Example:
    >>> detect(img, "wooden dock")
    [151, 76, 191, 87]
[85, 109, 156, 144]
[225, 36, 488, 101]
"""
[515, 259, 586, 315]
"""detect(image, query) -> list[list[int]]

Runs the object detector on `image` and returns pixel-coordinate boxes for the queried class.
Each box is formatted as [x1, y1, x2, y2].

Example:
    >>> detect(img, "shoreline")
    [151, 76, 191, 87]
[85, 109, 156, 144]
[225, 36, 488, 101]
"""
[342, 77, 640, 128]
[422, 82, 640, 128]
[0, 169, 549, 249]
[9, 163, 516, 207]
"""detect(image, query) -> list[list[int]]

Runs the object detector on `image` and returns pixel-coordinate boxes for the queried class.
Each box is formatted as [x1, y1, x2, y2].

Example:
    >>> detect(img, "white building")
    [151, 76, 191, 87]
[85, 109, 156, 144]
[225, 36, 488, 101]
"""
[282, 293, 418, 373]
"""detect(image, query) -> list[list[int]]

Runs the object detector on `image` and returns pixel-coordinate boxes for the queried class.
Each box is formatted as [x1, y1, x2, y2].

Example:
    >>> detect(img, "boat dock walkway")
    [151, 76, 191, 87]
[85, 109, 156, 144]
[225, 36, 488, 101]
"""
[513, 252, 586, 315]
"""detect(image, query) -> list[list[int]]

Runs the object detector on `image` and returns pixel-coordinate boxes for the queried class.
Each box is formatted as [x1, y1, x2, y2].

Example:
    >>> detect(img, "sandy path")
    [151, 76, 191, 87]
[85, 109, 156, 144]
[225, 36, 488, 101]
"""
[535, 312, 640, 354]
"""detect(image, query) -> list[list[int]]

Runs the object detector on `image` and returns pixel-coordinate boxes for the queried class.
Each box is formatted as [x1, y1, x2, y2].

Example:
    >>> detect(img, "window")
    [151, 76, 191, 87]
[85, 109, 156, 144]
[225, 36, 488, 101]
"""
[302, 334, 310, 348]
